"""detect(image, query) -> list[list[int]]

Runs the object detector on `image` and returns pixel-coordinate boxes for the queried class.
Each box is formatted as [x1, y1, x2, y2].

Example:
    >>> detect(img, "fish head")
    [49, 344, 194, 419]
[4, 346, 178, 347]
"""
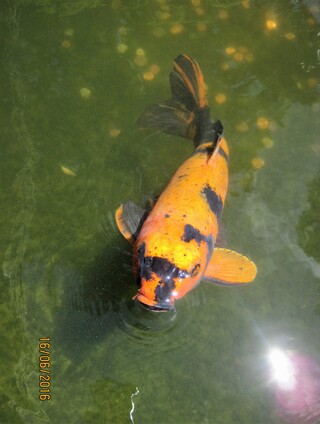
[133, 239, 209, 311]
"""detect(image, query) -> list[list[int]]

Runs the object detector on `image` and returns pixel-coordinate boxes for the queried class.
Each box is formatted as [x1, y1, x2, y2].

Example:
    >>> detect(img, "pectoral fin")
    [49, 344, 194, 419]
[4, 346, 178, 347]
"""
[115, 201, 148, 243]
[204, 248, 257, 285]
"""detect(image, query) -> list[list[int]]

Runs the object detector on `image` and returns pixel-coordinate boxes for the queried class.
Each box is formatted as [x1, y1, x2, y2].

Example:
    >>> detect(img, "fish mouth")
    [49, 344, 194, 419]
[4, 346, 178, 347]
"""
[133, 293, 174, 312]
[139, 301, 174, 312]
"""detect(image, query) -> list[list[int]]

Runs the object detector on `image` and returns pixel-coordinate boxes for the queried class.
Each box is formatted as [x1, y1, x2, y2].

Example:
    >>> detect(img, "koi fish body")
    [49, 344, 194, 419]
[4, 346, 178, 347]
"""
[116, 55, 257, 311]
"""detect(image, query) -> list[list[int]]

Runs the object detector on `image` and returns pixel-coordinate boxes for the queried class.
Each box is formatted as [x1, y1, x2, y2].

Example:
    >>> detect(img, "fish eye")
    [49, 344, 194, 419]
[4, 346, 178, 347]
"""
[190, 263, 200, 277]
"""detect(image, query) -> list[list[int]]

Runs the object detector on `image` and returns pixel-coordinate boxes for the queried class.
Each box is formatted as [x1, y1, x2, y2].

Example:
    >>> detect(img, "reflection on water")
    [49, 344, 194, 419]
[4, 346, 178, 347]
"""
[268, 348, 320, 424]
[1, 0, 320, 423]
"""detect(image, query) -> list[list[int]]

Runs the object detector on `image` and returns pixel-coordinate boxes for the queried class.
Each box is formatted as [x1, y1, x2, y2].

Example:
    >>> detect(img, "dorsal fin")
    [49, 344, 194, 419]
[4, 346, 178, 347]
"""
[115, 202, 148, 243]
[205, 137, 223, 165]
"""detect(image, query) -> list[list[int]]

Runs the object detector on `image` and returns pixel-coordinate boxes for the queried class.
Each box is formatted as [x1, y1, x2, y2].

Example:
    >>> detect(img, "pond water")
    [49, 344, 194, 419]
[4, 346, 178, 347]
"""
[1, 1, 320, 423]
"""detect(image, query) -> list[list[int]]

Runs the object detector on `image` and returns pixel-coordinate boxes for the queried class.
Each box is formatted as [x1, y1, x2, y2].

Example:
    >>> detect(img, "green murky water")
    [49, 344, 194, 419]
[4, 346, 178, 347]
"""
[1, 1, 320, 423]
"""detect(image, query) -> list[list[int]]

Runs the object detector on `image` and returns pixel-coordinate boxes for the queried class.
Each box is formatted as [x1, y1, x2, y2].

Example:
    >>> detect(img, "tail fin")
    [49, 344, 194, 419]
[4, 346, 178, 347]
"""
[170, 54, 208, 110]
[137, 54, 223, 146]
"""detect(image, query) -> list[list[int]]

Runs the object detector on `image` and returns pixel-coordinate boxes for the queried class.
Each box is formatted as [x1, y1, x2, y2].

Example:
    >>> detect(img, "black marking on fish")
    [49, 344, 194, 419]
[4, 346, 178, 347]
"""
[154, 279, 176, 306]
[138, 242, 145, 263]
[218, 146, 229, 163]
[194, 107, 214, 145]
[190, 263, 201, 277]
[144, 257, 178, 304]
[181, 224, 214, 265]
[146, 257, 179, 281]
[181, 224, 204, 246]
[192, 145, 214, 157]
[205, 235, 214, 265]
[202, 184, 223, 221]
[165, 213, 170, 218]
[135, 242, 146, 286]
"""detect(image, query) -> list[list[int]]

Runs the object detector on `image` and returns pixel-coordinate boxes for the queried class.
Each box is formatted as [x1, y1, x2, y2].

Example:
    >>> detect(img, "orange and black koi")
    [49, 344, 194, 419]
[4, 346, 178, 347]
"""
[116, 54, 257, 311]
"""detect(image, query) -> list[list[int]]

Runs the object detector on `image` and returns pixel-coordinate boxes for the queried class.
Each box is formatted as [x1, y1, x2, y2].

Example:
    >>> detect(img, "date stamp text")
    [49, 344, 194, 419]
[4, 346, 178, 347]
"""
[39, 337, 51, 400]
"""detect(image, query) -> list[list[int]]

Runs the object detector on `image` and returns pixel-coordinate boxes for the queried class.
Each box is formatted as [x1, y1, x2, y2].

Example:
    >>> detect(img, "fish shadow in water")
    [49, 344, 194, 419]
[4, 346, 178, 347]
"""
[53, 232, 135, 363]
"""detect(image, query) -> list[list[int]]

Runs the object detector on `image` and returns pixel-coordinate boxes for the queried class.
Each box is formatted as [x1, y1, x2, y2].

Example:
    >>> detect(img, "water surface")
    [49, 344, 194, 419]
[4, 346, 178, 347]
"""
[1, 1, 320, 423]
